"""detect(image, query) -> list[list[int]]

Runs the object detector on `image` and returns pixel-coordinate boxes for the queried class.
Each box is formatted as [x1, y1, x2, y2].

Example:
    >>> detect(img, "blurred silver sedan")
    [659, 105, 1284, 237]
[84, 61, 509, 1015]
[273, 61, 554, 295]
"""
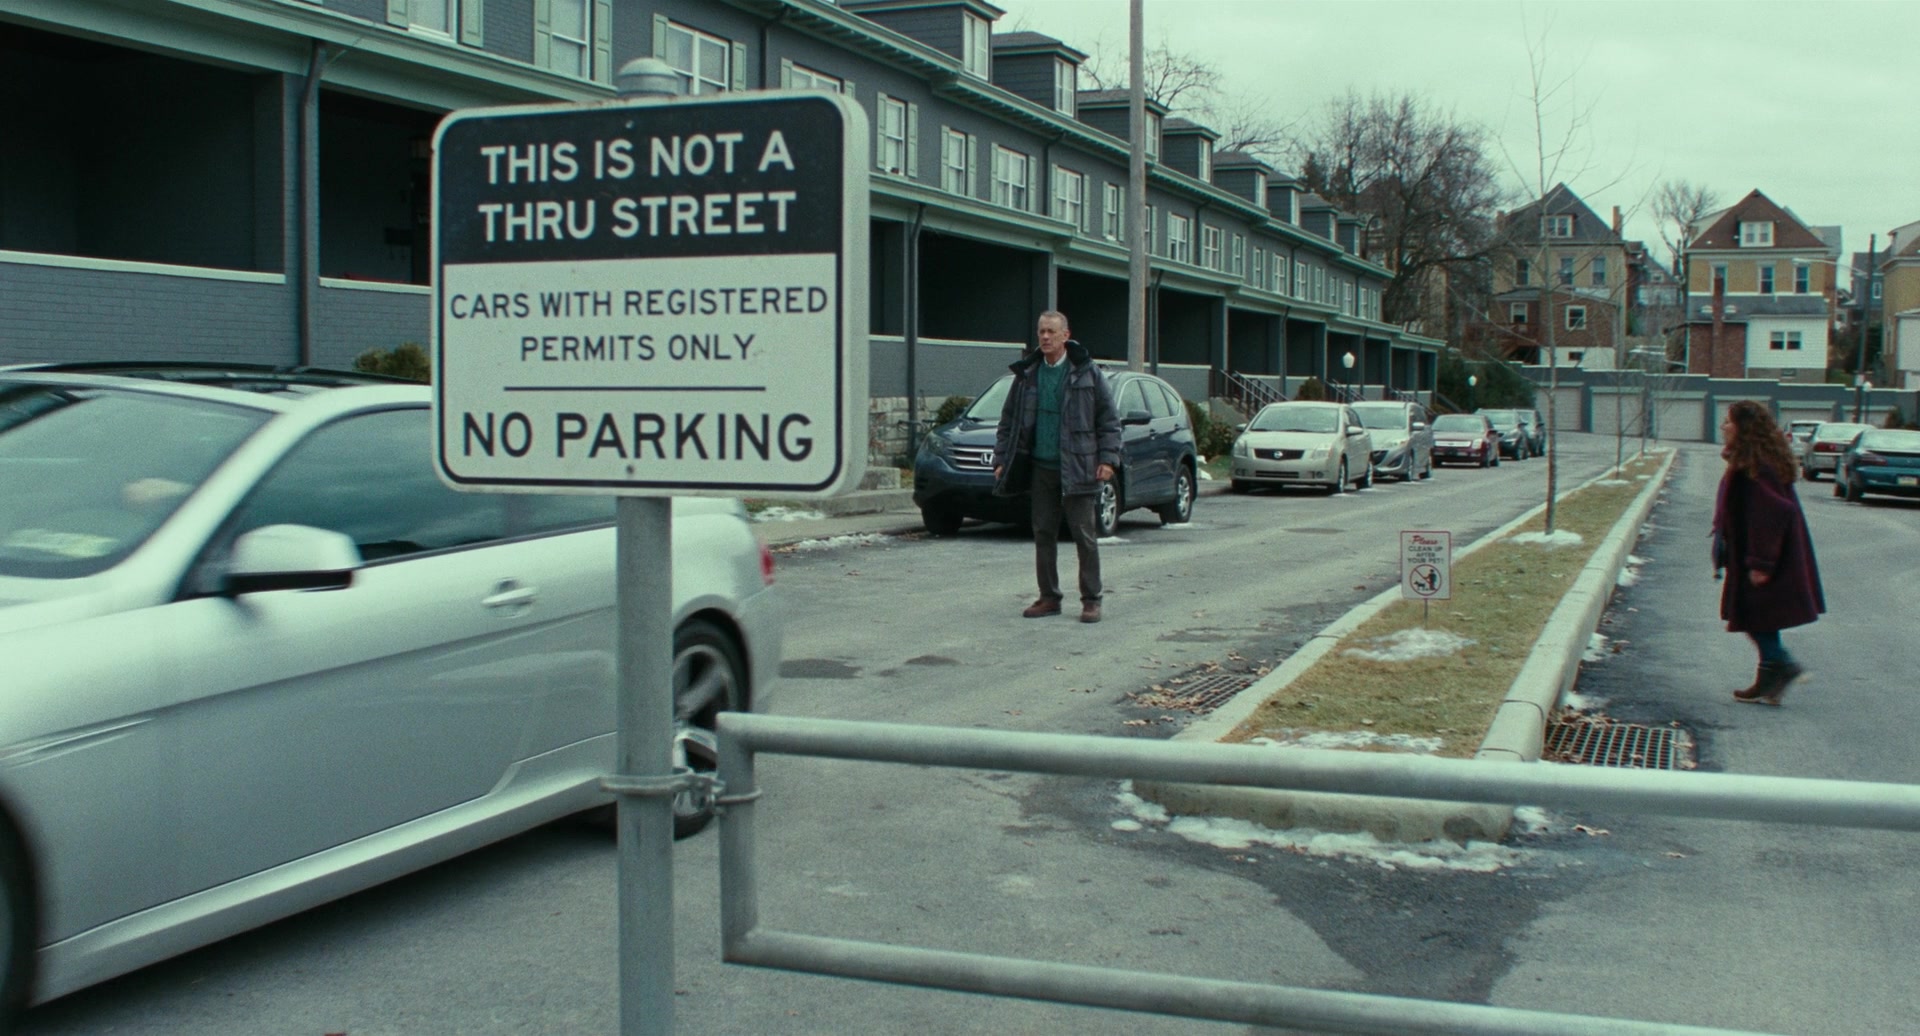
[0, 365, 781, 1015]
[1229, 401, 1374, 493]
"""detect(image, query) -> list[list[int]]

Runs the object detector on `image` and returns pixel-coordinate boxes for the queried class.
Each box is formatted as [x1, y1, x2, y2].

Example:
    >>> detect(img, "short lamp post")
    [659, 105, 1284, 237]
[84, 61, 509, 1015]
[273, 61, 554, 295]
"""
[1467, 373, 1477, 412]
[1855, 377, 1872, 423]
[1342, 351, 1356, 402]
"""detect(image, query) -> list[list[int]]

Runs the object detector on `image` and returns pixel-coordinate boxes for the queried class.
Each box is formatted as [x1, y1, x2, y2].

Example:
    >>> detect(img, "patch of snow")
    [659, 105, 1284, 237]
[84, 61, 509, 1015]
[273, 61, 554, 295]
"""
[752, 505, 828, 522]
[1341, 627, 1475, 663]
[1595, 478, 1631, 486]
[1626, 554, 1648, 566]
[1110, 819, 1145, 832]
[780, 532, 897, 552]
[1250, 730, 1444, 754]
[1582, 632, 1610, 662]
[1560, 689, 1600, 711]
[1511, 806, 1555, 834]
[1508, 529, 1584, 548]
[1615, 566, 1639, 587]
[1197, 466, 1215, 480]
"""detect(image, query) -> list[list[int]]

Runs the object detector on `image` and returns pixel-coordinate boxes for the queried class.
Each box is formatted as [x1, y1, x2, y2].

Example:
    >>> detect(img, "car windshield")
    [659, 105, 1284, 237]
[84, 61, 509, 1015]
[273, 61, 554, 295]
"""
[1481, 411, 1518, 429]
[1858, 429, 1920, 451]
[1350, 406, 1407, 430]
[1250, 407, 1338, 434]
[0, 383, 269, 579]
[960, 376, 1014, 423]
[1431, 414, 1484, 434]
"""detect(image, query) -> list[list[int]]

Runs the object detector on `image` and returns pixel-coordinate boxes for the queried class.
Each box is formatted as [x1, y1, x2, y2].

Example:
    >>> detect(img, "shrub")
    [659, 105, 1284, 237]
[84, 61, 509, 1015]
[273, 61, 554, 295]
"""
[1295, 376, 1327, 401]
[353, 342, 431, 382]
[1200, 420, 1238, 458]
[931, 394, 972, 427]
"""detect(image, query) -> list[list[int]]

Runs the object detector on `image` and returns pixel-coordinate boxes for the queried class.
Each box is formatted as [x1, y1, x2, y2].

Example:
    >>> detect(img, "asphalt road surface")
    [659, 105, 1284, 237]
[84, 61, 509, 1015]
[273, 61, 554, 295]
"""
[22, 434, 1915, 1035]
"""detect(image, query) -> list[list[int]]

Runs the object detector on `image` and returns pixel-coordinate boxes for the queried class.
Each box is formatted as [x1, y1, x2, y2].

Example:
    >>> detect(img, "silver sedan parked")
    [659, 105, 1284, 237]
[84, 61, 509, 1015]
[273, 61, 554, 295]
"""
[1229, 400, 1374, 494]
[1350, 401, 1433, 482]
[1801, 421, 1871, 480]
[0, 365, 782, 1016]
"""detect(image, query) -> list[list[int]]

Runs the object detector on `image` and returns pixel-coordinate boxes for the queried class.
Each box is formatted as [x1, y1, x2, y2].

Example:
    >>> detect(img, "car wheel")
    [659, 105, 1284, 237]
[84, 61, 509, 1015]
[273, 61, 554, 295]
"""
[1357, 461, 1373, 490]
[1329, 458, 1347, 494]
[1832, 479, 1845, 498]
[1419, 453, 1433, 480]
[1844, 478, 1864, 503]
[919, 505, 962, 537]
[670, 619, 746, 838]
[1094, 478, 1121, 537]
[1, 821, 31, 1028]
[1156, 465, 1195, 524]
[1803, 464, 1818, 482]
[1229, 479, 1251, 493]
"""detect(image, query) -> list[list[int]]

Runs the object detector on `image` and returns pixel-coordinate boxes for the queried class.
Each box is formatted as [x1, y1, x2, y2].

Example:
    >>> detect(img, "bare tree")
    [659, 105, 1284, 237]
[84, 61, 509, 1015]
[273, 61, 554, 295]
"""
[1290, 91, 1508, 332]
[1077, 35, 1291, 164]
[1652, 179, 1720, 273]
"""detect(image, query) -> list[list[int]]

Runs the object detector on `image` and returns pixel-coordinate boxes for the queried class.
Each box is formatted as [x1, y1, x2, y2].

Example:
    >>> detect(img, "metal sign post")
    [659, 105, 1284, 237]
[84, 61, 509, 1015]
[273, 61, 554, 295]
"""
[431, 77, 867, 1035]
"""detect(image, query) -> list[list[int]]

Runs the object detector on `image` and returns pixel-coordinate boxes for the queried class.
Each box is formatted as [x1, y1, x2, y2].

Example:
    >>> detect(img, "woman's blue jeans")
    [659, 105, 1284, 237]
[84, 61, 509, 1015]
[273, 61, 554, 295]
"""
[1747, 630, 1791, 665]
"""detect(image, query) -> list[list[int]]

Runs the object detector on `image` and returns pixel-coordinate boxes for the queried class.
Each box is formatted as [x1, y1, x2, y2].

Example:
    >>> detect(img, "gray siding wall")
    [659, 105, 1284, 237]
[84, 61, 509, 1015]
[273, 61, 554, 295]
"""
[990, 54, 1054, 109]
[868, 340, 1021, 398]
[0, 263, 292, 366]
[313, 285, 432, 367]
[1075, 106, 1128, 141]
[1160, 133, 1201, 179]
[848, 8, 963, 59]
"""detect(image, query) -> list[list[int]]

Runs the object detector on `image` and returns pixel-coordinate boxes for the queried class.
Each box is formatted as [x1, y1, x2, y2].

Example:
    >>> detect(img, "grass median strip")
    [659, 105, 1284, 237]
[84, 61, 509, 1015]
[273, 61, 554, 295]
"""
[1224, 451, 1667, 758]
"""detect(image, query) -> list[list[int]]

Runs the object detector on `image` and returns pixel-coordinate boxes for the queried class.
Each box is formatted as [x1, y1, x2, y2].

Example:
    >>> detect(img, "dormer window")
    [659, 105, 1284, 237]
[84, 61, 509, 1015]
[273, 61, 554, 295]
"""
[1144, 111, 1161, 161]
[1052, 59, 1076, 116]
[1196, 139, 1212, 181]
[962, 12, 990, 78]
[1739, 221, 1774, 247]
[1543, 214, 1573, 238]
[1252, 173, 1267, 209]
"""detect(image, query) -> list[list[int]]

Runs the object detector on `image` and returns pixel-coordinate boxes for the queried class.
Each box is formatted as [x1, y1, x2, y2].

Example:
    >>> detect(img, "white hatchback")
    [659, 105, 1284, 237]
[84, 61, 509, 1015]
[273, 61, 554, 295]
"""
[0, 365, 781, 1015]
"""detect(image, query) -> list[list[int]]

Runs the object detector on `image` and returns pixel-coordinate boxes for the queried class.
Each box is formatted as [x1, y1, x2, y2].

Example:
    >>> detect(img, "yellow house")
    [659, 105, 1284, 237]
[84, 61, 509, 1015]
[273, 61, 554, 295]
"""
[1683, 190, 1839, 380]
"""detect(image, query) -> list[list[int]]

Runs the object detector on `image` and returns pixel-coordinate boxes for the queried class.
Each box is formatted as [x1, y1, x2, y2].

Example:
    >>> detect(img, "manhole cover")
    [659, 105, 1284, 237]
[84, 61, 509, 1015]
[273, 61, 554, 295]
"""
[1543, 720, 1690, 770]
[1133, 671, 1254, 714]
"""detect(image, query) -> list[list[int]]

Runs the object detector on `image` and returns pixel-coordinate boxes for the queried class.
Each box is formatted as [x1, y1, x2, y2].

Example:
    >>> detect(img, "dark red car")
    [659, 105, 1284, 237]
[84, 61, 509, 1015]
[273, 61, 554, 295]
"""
[1429, 412, 1502, 467]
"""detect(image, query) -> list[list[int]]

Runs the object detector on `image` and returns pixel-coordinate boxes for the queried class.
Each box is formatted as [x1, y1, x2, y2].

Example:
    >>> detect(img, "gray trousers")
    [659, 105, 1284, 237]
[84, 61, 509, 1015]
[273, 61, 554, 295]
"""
[1029, 463, 1102, 604]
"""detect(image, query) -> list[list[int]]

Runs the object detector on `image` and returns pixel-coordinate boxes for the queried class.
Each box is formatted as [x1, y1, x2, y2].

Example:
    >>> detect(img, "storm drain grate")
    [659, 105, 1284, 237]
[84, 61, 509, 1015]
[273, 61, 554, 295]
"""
[1158, 672, 1255, 712]
[1543, 720, 1688, 770]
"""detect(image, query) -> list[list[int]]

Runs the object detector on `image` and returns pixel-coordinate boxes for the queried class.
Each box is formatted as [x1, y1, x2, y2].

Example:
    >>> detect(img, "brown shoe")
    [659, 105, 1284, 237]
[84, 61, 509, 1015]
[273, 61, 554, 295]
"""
[1022, 598, 1062, 618]
[1079, 602, 1102, 623]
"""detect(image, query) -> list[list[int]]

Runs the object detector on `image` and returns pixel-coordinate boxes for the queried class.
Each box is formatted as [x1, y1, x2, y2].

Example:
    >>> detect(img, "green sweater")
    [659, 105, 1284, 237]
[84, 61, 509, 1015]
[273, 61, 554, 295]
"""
[1031, 357, 1067, 467]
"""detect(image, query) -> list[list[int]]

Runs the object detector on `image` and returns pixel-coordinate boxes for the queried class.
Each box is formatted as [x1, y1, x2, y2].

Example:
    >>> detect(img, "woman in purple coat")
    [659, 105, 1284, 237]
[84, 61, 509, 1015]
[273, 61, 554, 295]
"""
[1712, 401, 1825, 705]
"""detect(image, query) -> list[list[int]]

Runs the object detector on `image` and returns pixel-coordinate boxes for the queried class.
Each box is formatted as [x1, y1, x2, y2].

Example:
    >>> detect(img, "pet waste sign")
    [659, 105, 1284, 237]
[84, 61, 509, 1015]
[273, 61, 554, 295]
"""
[1400, 530, 1451, 601]
[432, 91, 868, 496]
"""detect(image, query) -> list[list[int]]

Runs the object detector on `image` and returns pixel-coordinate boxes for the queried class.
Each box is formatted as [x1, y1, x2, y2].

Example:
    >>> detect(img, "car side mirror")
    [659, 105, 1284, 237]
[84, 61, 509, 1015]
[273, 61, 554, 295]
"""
[1122, 408, 1152, 425]
[223, 523, 359, 595]
[1412, 421, 1427, 431]
[1348, 425, 1365, 436]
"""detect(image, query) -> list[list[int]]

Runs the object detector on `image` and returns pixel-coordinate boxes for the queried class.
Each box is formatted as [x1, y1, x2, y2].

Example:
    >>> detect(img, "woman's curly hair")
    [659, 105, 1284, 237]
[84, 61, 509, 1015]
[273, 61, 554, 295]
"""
[1723, 400, 1799, 482]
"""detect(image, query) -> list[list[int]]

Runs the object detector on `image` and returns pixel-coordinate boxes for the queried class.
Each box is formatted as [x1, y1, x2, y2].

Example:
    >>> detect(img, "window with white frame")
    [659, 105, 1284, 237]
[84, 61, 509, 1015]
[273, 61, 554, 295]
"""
[1793, 263, 1810, 293]
[1144, 112, 1161, 161]
[1311, 265, 1324, 303]
[659, 20, 731, 94]
[1758, 264, 1775, 294]
[941, 128, 974, 196]
[1230, 234, 1245, 276]
[1251, 248, 1263, 288]
[1873, 280, 1883, 300]
[1566, 305, 1587, 330]
[1591, 255, 1607, 287]
[1273, 254, 1288, 295]
[1167, 214, 1191, 263]
[1712, 263, 1728, 291]
[1769, 331, 1803, 351]
[407, 0, 453, 35]
[1510, 302, 1529, 324]
[1053, 59, 1077, 115]
[1544, 214, 1573, 238]
[1050, 166, 1086, 229]
[961, 12, 990, 78]
[1558, 256, 1575, 285]
[1341, 281, 1354, 316]
[1516, 257, 1530, 286]
[1739, 221, 1774, 247]
[990, 146, 1031, 210]
[1294, 260, 1309, 299]
[876, 95, 908, 174]
[549, 0, 591, 76]
[1200, 225, 1221, 269]
[784, 62, 843, 92]
[1143, 205, 1155, 253]
[1101, 183, 1124, 241]
[1253, 173, 1267, 209]
[1196, 140, 1212, 181]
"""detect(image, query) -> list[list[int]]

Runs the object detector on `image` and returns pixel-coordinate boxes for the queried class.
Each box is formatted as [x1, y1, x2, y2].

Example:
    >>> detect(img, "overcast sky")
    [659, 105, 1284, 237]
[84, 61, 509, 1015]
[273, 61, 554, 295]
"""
[993, 0, 1919, 281]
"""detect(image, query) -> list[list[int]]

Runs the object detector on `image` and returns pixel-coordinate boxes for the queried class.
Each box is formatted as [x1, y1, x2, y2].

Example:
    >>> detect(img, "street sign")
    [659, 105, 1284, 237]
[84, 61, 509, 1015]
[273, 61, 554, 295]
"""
[432, 92, 868, 496]
[1400, 529, 1451, 601]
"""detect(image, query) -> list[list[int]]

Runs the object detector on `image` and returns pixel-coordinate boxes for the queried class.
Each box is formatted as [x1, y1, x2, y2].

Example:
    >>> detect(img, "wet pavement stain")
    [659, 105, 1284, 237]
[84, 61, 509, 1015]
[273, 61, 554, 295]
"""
[779, 658, 863, 679]
[906, 655, 961, 666]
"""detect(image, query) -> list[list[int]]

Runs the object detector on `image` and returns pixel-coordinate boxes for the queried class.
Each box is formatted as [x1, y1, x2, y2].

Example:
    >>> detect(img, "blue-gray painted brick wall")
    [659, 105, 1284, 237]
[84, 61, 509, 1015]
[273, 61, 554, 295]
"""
[0, 263, 294, 366]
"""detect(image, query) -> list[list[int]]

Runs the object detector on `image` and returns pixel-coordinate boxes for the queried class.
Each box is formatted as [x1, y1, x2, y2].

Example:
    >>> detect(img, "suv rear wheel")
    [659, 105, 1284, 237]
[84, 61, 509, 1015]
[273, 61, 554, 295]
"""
[920, 505, 962, 537]
[1156, 465, 1195, 524]
[1094, 479, 1121, 537]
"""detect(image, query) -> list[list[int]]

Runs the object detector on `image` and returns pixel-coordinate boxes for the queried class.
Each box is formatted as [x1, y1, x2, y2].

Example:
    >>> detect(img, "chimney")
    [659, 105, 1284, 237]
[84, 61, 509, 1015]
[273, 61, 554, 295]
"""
[1612, 206, 1622, 236]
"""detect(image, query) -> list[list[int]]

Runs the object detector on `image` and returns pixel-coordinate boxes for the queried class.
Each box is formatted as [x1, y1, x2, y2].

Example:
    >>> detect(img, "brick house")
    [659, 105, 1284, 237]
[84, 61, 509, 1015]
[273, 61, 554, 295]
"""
[1682, 190, 1840, 381]
[1480, 184, 1631, 366]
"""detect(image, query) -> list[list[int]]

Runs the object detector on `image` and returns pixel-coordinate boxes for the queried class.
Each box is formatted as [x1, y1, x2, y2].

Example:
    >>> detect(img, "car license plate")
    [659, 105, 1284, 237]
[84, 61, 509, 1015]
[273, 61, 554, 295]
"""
[1900, 476, 1918, 487]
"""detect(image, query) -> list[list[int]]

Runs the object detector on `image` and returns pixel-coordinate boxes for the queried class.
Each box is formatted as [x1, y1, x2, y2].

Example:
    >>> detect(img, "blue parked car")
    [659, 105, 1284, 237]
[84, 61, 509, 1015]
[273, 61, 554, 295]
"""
[1834, 427, 1920, 502]
[912, 368, 1198, 537]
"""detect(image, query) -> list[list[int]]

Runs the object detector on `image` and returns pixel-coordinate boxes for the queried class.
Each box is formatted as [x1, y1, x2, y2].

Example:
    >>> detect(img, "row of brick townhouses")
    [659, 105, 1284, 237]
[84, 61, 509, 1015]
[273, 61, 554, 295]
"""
[1, 0, 1444, 464]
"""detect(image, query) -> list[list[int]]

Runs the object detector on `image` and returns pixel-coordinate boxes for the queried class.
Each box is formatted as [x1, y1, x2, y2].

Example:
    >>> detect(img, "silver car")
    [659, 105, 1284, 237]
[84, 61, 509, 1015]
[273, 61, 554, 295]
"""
[1801, 421, 1870, 480]
[0, 365, 781, 1013]
[1229, 401, 1374, 493]
[1350, 401, 1433, 482]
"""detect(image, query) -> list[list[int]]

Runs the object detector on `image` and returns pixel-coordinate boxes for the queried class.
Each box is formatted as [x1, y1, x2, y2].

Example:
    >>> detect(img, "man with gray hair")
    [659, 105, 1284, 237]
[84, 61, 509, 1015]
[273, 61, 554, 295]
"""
[992, 309, 1122, 622]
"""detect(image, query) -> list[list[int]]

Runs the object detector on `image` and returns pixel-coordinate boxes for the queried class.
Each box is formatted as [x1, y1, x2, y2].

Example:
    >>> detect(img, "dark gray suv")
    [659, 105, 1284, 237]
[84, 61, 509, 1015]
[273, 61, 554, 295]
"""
[912, 368, 1198, 537]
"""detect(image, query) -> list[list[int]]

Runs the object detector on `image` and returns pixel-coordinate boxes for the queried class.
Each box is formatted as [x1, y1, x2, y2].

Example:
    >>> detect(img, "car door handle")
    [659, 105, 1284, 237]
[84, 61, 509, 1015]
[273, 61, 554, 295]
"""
[482, 580, 538, 609]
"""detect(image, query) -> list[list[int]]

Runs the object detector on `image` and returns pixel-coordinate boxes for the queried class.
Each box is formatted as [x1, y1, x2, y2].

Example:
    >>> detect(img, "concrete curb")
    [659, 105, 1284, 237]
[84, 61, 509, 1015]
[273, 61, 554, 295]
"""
[1135, 448, 1679, 844]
